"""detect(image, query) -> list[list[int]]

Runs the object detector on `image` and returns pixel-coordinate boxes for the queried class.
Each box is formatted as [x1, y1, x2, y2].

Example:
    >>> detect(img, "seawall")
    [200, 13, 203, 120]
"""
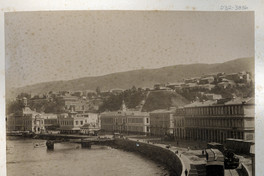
[113, 139, 184, 176]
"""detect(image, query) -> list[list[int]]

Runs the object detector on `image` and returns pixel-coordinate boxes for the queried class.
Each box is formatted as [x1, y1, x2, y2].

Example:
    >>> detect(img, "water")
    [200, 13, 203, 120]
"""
[6, 139, 169, 176]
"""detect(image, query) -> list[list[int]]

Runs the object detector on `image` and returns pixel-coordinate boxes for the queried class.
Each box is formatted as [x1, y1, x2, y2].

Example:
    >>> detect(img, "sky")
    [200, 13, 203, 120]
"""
[5, 11, 254, 88]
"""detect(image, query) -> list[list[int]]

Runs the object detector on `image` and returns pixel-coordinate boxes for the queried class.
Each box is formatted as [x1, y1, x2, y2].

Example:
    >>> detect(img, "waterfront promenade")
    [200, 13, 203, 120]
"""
[128, 136, 252, 176]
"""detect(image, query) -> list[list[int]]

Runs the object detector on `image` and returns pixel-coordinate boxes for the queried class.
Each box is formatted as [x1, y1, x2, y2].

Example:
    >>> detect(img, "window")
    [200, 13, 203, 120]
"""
[76, 121, 78, 125]
[146, 118, 149, 123]
[80, 121, 83, 125]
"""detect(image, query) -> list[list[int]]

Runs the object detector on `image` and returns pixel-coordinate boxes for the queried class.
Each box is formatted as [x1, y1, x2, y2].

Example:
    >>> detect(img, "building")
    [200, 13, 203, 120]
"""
[58, 110, 100, 134]
[174, 107, 185, 139]
[6, 97, 45, 133]
[184, 98, 254, 143]
[58, 113, 85, 134]
[100, 111, 150, 134]
[204, 93, 222, 100]
[149, 109, 175, 137]
[57, 95, 90, 113]
[199, 76, 215, 84]
[100, 101, 150, 134]
[76, 113, 99, 127]
[109, 88, 124, 95]
[42, 113, 59, 131]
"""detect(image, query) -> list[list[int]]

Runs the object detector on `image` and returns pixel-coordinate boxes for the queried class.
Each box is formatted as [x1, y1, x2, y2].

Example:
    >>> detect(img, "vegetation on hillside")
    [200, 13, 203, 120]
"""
[7, 93, 66, 114]
[142, 91, 190, 112]
[98, 86, 147, 112]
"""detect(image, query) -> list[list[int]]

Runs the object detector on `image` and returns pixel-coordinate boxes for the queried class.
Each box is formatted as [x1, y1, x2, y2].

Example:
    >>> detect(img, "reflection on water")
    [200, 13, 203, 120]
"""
[7, 139, 169, 176]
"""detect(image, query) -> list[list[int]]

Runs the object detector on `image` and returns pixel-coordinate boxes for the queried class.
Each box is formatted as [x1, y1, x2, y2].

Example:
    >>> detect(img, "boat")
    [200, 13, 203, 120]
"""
[33, 142, 45, 148]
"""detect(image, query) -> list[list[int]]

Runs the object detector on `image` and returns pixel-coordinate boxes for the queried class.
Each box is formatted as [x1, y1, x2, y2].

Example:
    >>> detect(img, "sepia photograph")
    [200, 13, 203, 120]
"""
[4, 10, 255, 176]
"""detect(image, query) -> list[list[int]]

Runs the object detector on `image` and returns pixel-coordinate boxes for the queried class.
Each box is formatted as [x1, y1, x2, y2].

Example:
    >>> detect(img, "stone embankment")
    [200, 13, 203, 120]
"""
[112, 138, 184, 176]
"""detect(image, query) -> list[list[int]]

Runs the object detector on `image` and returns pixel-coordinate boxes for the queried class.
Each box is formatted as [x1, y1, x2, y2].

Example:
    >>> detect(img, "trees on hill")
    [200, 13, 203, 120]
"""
[98, 86, 146, 112]
[6, 93, 66, 114]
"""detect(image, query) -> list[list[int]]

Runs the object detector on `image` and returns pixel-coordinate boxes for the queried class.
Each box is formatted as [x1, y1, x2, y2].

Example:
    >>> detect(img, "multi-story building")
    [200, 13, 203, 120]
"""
[57, 95, 90, 113]
[184, 98, 254, 143]
[100, 111, 150, 135]
[58, 113, 85, 134]
[76, 113, 99, 126]
[58, 111, 100, 134]
[42, 113, 58, 131]
[6, 98, 45, 133]
[149, 109, 175, 136]
[174, 107, 185, 139]
[100, 101, 150, 134]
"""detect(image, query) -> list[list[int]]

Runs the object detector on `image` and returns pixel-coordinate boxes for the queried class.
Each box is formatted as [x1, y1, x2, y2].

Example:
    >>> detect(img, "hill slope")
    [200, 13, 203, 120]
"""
[9, 57, 254, 98]
[142, 90, 190, 112]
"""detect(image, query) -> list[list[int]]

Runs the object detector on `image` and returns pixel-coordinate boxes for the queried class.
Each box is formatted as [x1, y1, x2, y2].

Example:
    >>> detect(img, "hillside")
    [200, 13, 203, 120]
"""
[142, 90, 190, 112]
[8, 57, 254, 98]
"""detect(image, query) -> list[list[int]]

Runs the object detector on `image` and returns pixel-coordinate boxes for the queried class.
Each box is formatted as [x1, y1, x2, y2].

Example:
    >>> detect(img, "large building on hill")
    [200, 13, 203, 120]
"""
[100, 101, 150, 134]
[57, 95, 90, 113]
[183, 98, 254, 143]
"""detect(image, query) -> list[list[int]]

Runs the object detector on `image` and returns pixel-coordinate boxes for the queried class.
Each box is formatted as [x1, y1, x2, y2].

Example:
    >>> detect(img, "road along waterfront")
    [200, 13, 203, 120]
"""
[6, 138, 170, 176]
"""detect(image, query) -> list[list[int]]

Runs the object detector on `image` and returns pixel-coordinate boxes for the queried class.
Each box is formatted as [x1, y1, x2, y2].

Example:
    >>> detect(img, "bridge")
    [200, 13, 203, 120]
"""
[45, 138, 114, 150]
[29, 133, 114, 150]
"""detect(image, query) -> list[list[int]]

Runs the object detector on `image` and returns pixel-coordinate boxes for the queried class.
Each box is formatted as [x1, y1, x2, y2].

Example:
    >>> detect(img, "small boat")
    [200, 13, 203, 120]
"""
[34, 143, 45, 148]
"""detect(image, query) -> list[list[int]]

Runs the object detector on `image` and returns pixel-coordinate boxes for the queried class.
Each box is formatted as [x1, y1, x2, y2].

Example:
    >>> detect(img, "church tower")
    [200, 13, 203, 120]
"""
[121, 100, 127, 112]
[22, 97, 28, 107]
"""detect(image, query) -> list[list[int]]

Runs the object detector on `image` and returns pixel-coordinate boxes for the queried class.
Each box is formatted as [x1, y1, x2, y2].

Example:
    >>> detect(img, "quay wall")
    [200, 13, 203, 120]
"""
[113, 139, 183, 176]
[237, 163, 250, 176]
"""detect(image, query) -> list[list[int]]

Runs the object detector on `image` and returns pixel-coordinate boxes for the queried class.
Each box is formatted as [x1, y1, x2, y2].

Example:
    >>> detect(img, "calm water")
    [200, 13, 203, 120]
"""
[6, 139, 169, 176]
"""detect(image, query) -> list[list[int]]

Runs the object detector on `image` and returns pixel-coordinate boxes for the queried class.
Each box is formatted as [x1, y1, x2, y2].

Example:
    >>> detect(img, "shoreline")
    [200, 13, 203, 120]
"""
[6, 134, 184, 176]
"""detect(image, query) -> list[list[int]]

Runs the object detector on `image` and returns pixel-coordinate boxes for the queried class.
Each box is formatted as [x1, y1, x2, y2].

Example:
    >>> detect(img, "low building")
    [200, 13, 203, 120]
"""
[109, 88, 124, 95]
[199, 76, 214, 84]
[204, 93, 222, 100]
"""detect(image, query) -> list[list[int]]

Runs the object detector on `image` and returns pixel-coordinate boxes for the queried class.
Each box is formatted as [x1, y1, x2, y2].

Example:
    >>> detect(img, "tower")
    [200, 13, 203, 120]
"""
[22, 97, 28, 107]
[122, 100, 127, 112]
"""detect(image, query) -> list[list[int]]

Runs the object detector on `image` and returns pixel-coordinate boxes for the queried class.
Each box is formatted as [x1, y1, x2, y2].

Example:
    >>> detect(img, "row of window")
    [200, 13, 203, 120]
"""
[59, 120, 86, 126]
[185, 118, 243, 128]
[174, 119, 184, 127]
[60, 121, 73, 126]
[127, 118, 144, 123]
[101, 117, 148, 124]
[185, 105, 244, 116]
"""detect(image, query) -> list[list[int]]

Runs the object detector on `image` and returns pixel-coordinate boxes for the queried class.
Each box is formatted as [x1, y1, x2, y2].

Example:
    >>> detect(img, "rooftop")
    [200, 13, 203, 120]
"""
[150, 109, 176, 114]
[184, 97, 254, 108]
